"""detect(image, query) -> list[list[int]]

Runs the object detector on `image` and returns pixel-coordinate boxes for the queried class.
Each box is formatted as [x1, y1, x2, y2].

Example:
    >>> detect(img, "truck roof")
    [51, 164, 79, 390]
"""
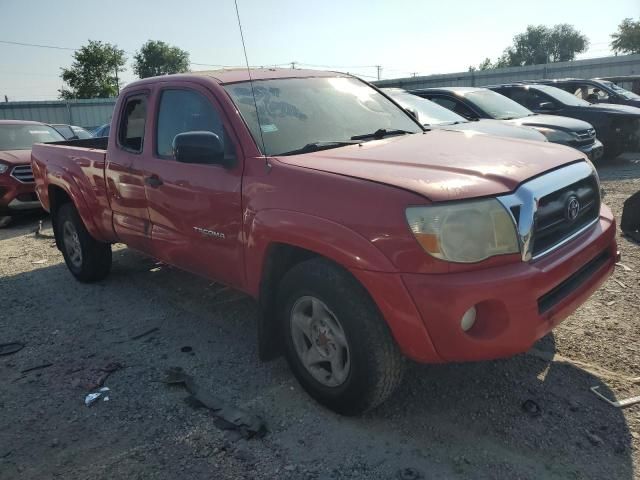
[125, 68, 349, 90]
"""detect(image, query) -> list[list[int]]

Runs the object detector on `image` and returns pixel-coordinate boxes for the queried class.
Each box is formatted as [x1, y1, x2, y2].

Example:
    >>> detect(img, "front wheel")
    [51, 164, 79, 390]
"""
[55, 203, 112, 282]
[278, 258, 404, 415]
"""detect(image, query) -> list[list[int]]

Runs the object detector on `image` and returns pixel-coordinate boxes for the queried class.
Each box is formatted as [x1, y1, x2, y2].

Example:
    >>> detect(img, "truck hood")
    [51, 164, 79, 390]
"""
[441, 119, 547, 142]
[505, 114, 593, 133]
[585, 103, 640, 116]
[275, 130, 585, 202]
[0, 149, 31, 165]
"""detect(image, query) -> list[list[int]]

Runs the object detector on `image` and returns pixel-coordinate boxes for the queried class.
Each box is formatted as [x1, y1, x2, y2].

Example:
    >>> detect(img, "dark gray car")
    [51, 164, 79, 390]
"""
[412, 87, 604, 161]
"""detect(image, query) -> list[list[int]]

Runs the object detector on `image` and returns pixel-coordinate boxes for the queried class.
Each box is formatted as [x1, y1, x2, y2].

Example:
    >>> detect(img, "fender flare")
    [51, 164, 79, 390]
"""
[47, 168, 103, 242]
[244, 209, 396, 297]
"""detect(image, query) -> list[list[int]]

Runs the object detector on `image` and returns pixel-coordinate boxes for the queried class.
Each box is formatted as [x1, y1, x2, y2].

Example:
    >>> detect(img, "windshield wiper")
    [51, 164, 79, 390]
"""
[350, 128, 413, 141]
[277, 141, 359, 156]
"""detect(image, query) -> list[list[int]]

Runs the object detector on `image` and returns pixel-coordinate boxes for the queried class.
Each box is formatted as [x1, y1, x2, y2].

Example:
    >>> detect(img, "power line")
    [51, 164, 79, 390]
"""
[0, 39, 77, 51]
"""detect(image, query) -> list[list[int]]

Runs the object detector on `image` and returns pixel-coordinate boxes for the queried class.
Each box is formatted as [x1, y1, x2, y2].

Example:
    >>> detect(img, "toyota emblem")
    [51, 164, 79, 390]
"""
[566, 196, 580, 221]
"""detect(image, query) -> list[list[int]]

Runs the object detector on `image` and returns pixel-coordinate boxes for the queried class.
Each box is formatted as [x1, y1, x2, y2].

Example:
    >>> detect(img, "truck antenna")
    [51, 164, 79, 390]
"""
[234, 0, 268, 165]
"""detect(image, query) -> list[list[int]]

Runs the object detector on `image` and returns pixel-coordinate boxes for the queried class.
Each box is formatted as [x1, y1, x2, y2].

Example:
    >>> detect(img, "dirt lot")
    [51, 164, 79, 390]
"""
[1, 155, 639, 480]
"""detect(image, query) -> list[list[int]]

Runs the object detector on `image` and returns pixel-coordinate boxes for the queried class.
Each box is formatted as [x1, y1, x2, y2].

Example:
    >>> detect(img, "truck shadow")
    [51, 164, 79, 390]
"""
[598, 153, 640, 181]
[1, 247, 634, 480]
[0, 211, 48, 242]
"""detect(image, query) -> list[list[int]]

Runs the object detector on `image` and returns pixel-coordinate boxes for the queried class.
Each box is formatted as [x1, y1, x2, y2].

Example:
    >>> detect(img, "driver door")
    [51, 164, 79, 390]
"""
[134, 83, 245, 289]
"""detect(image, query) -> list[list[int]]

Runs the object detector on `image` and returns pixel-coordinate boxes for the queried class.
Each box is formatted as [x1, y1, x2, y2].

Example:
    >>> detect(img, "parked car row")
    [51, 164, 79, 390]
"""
[0, 120, 103, 227]
[28, 69, 618, 414]
[403, 79, 640, 160]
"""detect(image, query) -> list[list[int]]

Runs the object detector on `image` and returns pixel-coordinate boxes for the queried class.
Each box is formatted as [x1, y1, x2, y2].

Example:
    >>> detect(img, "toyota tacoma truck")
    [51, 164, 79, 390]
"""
[0, 120, 64, 227]
[32, 69, 617, 414]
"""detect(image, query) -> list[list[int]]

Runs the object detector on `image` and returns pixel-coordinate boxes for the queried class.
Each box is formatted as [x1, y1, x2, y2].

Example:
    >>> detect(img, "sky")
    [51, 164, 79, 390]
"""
[2, 0, 639, 101]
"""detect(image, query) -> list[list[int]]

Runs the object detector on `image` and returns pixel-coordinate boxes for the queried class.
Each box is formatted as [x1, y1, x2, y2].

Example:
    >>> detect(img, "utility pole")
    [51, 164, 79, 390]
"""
[114, 63, 120, 95]
[290, 61, 297, 69]
[375, 65, 382, 81]
[411, 72, 418, 78]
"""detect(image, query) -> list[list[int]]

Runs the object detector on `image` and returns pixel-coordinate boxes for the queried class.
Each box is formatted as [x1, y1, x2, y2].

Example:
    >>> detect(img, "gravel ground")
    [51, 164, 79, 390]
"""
[1, 155, 639, 480]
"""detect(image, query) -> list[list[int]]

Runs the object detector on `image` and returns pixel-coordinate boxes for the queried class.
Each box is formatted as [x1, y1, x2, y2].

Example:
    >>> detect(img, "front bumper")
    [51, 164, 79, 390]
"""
[577, 139, 604, 161]
[0, 171, 41, 216]
[399, 205, 616, 363]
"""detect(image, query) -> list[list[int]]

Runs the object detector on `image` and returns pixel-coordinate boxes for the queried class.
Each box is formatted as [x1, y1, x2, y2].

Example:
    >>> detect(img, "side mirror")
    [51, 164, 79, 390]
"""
[173, 131, 230, 167]
[538, 101, 556, 111]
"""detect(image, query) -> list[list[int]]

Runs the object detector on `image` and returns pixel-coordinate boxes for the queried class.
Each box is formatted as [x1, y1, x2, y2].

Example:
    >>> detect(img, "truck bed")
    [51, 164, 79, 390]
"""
[31, 137, 113, 241]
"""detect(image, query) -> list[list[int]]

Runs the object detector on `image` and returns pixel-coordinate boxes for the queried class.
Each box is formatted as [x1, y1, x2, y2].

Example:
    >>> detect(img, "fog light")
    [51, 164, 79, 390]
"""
[460, 306, 477, 332]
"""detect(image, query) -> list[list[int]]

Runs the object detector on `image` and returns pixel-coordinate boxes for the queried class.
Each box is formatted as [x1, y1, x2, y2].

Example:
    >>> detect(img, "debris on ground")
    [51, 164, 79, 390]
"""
[396, 467, 424, 480]
[71, 362, 124, 390]
[180, 346, 193, 353]
[616, 262, 633, 272]
[20, 363, 52, 374]
[163, 367, 266, 439]
[85, 387, 110, 406]
[31, 259, 47, 264]
[130, 327, 159, 340]
[33, 220, 55, 239]
[0, 342, 24, 356]
[521, 399, 541, 417]
[591, 386, 640, 408]
[585, 430, 604, 447]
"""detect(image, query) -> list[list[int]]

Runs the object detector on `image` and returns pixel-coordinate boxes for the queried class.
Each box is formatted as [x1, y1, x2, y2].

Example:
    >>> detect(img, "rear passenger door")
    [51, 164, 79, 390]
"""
[105, 92, 153, 253]
[136, 83, 245, 289]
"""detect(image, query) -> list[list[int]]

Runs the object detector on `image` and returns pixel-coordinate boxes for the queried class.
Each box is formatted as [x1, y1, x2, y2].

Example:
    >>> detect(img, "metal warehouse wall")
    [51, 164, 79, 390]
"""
[0, 98, 116, 130]
[374, 54, 640, 90]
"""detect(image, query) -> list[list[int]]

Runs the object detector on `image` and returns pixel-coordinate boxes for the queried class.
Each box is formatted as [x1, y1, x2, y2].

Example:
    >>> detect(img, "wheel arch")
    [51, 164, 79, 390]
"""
[246, 209, 398, 361]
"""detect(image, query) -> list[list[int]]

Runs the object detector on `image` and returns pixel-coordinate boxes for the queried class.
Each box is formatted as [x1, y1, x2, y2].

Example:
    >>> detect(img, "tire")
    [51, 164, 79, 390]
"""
[0, 216, 12, 228]
[277, 258, 404, 415]
[55, 203, 112, 282]
[603, 141, 623, 160]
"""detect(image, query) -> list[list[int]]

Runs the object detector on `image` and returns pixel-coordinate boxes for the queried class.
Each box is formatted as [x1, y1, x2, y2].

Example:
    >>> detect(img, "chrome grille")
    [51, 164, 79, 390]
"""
[498, 162, 600, 262]
[11, 164, 34, 183]
[532, 175, 600, 257]
[574, 128, 596, 146]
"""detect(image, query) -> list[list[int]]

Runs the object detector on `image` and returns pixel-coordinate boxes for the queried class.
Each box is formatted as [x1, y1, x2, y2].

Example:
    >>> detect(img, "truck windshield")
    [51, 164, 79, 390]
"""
[0, 124, 64, 150]
[463, 90, 533, 120]
[383, 89, 467, 126]
[223, 77, 422, 156]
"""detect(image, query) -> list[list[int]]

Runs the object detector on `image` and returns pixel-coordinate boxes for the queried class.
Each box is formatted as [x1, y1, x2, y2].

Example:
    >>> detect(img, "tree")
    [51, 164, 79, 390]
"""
[477, 24, 589, 69]
[133, 40, 190, 79]
[611, 18, 640, 55]
[59, 40, 126, 99]
[477, 58, 493, 70]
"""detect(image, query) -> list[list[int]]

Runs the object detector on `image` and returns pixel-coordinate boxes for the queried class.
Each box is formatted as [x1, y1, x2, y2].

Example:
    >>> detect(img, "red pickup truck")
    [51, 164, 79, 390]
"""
[32, 69, 617, 414]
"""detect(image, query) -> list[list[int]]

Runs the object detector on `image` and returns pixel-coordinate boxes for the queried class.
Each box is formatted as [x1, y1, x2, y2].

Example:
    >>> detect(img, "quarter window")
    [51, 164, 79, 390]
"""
[156, 89, 232, 160]
[118, 96, 147, 153]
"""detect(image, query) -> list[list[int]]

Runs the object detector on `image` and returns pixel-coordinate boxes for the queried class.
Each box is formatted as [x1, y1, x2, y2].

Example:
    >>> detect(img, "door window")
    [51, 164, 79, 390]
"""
[508, 88, 555, 110]
[430, 96, 476, 118]
[118, 96, 147, 153]
[573, 84, 610, 102]
[155, 89, 234, 160]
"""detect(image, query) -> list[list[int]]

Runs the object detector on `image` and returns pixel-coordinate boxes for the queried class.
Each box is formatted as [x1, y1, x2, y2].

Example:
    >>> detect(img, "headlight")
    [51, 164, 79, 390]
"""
[406, 199, 520, 263]
[0, 163, 8, 174]
[532, 127, 574, 143]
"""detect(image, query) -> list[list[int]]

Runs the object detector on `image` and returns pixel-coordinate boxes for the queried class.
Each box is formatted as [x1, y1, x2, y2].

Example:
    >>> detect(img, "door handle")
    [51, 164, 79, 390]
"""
[144, 175, 163, 188]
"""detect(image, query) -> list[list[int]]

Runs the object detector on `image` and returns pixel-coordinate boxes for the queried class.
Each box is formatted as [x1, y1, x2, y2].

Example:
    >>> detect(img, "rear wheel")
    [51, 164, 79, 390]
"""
[278, 258, 404, 415]
[56, 203, 112, 282]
